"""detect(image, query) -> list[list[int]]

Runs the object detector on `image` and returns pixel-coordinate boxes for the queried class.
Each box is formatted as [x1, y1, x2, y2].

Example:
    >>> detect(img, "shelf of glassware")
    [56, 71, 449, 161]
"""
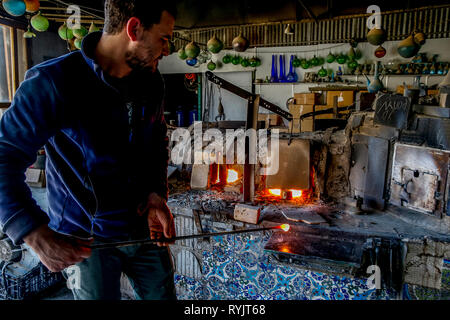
[254, 75, 446, 87]
[254, 74, 446, 85]
[374, 74, 446, 77]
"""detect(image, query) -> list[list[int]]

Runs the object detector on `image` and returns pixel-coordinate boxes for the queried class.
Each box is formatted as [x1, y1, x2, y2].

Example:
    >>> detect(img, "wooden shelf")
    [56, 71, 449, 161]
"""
[309, 86, 367, 91]
[254, 82, 362, 87]
[342, 74, 446, 77]
[254, 82, 303, 85]
[381, 74, 446, 76]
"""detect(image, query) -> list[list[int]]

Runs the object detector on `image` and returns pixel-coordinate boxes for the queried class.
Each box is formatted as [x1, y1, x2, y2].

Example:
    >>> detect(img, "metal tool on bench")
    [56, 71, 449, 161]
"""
[89, 224, 291, 249]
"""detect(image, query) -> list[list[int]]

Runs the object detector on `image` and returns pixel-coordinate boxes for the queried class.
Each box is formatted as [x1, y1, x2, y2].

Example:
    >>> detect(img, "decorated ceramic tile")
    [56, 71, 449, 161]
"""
[174, 223, 450, 300]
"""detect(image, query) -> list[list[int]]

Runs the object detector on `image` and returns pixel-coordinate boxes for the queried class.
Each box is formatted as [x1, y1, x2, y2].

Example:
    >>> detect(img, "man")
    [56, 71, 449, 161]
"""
[0, 0, 177, 300]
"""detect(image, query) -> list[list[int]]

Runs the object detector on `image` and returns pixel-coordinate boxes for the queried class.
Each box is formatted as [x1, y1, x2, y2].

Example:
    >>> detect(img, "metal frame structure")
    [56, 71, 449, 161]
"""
[205, 71, 292, 202]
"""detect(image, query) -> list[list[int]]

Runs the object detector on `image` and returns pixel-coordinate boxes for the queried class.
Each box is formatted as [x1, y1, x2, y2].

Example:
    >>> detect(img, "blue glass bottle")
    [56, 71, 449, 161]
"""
[279, 55, 287, 82]
[270, 55, 279, 83]
[176, 106, 184, 127]
[430, 63, 436, 75]
[286, 55, 298, 82]
[188, 109, 197, 125]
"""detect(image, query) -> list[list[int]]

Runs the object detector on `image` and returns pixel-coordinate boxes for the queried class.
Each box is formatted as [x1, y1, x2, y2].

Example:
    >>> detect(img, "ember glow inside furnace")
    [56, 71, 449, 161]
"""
[226, 169, 239, 184]
[267, 189, 305, 200]
[269, 189, 282, 196]
[210, 164, 242, 186]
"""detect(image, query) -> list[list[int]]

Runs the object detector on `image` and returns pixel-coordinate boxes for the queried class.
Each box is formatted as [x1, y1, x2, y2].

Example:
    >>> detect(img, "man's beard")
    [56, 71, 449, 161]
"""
[125, 50, 155, 73]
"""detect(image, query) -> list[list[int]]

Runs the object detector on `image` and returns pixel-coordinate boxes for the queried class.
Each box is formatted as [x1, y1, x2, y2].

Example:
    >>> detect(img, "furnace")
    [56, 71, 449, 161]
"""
[170, 72, 450, 300]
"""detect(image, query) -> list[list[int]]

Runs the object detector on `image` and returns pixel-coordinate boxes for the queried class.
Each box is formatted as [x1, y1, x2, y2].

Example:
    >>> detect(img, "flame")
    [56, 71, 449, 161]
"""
[226, 169, 239, 183]
[290, 189, 302, 198]
[268, 189, 282, 196]
[280, 246, 291, 253]
[215, 165, 220, 184]
[279, 224, 290, 232]
[267, 189, 304, 198]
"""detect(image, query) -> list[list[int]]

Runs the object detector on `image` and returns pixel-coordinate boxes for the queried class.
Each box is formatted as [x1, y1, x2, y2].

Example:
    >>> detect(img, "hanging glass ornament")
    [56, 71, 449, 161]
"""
[30, 11, 49, 32]
[232, 33, 249, 52]
[317, 57, 324, 66]
[186, 58, 198, 66]
[24, 0, 39, 13]
[2, 0, 26, 17]
[300, 59, 310, 69]
[178, 48, 187, 60]
[413, 31, 426, 46]
[249, 57, 258, 68]
[207, 35, 224, 54]
[367, 28, 386, 46]
[74, 37, 83, 50]
[222, 55, 232, 64]
[231, 55, 241, 65]
[207, 61, 217, 71]
[398, 34, 420, 58]
[336, 54, 347, 64]
[73, 25, 88, 39]
[23, 27, 36, 38]
[185, 41, 200, 59]
[58, 22, 74, 40]
[318, 66, 328, 77]
[310, 55, 319, 66]
[326, 52, 335, 63]
[348, 47, 356, 60]
[348, 60, 358, 69]
[241, 58, 250, 67]
[89, 22, 100, 33]
[374, 46, 386, 58]
[292, 57, 301, 68]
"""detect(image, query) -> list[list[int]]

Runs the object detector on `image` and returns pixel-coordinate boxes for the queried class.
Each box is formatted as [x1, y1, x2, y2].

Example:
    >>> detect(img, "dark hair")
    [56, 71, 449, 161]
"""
[103, 0, 177, 34]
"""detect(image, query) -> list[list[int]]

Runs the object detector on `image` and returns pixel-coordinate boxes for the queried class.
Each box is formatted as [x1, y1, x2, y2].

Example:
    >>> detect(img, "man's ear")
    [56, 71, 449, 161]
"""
[126, 17, 143, 41]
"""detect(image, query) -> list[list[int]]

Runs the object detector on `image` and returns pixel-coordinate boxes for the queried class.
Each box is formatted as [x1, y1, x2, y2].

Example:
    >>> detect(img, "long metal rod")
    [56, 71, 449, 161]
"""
[90, 226, 280, 250]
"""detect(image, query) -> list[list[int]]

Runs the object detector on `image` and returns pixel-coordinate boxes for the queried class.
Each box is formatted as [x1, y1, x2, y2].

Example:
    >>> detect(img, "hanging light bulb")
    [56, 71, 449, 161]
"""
[284, 24, 294, 36]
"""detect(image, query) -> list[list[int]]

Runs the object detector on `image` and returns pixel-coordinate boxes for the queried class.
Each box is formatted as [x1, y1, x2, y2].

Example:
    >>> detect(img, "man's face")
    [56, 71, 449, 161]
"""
[125, 10, 175, 73]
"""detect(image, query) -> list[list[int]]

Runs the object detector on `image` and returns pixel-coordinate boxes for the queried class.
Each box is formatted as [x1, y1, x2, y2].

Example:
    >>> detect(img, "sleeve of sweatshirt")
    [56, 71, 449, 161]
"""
[0, 67, 61, 245]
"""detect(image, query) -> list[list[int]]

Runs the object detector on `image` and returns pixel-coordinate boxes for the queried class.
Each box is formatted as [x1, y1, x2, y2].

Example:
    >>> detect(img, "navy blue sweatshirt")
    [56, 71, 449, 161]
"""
[0, 32, 169, 245]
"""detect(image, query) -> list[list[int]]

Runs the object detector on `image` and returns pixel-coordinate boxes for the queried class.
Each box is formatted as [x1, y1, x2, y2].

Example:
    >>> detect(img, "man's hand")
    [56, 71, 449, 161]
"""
[137, 193, 175, 247]
[23, 225, 92, 272]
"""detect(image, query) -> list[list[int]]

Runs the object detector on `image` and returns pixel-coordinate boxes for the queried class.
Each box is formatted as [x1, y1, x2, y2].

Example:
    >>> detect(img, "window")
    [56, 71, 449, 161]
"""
[0, 23, 29, 105]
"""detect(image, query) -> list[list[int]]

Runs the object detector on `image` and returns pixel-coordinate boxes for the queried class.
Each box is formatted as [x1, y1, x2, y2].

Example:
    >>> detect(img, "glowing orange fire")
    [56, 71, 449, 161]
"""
[268, 189, 282, 196]
[279, 224, 290, 232]
[280, 246, 291, 253]
[268, 189, 302, 198]
[226, 169, 239, 183]
[214, 167, 239, 184]
[215, 165, 220, 184]
[290, 189, 302, 198]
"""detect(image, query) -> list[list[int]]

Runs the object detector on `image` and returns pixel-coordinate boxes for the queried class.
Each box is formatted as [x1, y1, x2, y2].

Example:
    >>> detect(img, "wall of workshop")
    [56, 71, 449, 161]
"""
[29, 31, 68, 67]
[159, 38, 450, 122]
[158, 59, 253, 122]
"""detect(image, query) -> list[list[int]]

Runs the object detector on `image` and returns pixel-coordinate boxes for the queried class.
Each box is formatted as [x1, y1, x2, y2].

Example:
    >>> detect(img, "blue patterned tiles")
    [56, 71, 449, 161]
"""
[173, 229, 448, 300]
